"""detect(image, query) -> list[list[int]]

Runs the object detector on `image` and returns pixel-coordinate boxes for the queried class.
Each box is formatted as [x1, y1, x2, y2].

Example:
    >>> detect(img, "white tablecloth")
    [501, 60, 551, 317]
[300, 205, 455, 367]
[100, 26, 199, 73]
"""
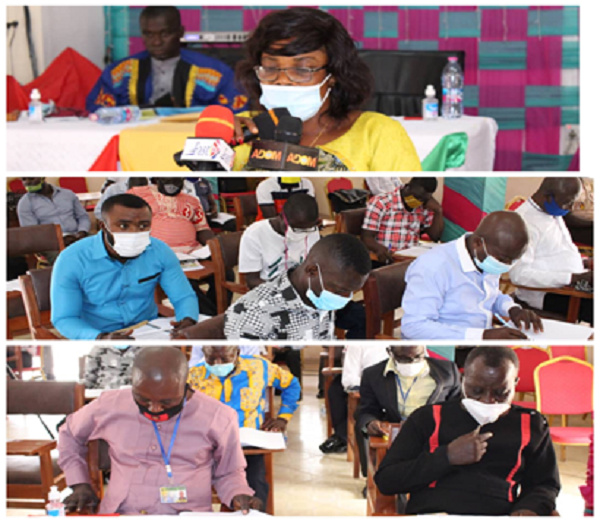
[7, 114, 497, 172]
[394, 115, 498, 171]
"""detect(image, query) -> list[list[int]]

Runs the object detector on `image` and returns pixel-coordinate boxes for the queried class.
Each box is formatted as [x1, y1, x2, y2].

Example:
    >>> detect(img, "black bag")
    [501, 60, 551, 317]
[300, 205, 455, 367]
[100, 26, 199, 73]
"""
[327, 189, 369, 213]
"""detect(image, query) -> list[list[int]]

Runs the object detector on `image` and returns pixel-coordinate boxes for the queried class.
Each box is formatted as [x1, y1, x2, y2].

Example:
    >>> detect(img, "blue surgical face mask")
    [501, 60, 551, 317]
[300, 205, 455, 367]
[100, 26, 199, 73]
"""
[473, 237, 514, 276]
[306, 263, 353, 311]
[543, 195, 570, 217]
[113, 345, 130, 350]
[206, 362, 235, 378]
[259, 74, 332, 121]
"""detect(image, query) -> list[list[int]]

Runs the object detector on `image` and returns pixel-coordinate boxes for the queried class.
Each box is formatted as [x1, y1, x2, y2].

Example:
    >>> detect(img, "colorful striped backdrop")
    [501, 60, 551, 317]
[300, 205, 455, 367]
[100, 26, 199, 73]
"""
[105, 5, 579, 171]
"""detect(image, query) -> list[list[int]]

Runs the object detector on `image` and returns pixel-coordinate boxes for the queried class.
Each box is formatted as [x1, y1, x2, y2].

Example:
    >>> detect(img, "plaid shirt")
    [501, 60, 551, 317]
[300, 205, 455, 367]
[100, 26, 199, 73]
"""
[362, 186, 434, 251]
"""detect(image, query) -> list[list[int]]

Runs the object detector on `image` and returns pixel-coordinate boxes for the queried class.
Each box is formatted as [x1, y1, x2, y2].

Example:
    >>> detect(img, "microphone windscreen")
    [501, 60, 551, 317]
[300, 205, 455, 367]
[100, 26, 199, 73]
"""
[194, 105, 235, 142]
[274, 115, 303, 145]
[252, 108, 292, 141]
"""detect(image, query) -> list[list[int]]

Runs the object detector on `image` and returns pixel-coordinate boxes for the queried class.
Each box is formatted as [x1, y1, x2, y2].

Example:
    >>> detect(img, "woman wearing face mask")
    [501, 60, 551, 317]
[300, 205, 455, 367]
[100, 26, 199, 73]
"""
[232, 7, 422, 172]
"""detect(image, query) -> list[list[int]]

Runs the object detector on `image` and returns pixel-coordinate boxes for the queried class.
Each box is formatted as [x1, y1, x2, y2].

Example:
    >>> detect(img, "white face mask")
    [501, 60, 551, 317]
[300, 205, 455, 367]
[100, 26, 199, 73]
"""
[285, 228, 311, 243]
[462, 398, 510, 426]
[109, 231, 151, 258]
[259, 74, 332, 121]
[395, 359, 427, 378]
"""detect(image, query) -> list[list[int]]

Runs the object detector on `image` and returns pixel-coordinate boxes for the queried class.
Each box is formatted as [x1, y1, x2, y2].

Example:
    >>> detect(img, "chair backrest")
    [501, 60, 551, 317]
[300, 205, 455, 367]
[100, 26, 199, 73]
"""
[233, 194, 258, 231]
[512, 347, 551, 393]
[59, 177, 88, 193]
[363, 260, 413, 339]
[209, 231, 243, 273]
[335, 208, 367, 236]
[549, 345, 588, 361]
[9, 178, 26, 193]
[19, 267, 58, 339]
[7, 224, 65, 258]
[534, 356, 593, 415]
[7, 380, 85, 415]
[358, 50, 466, 116]
[326, 177, 353, 194]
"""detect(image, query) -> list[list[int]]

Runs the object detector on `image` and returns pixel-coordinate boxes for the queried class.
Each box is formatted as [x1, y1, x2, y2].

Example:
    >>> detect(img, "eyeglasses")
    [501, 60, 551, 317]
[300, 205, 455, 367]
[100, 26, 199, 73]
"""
[291, 225, 318, 234]
[254, 65, 328, 83]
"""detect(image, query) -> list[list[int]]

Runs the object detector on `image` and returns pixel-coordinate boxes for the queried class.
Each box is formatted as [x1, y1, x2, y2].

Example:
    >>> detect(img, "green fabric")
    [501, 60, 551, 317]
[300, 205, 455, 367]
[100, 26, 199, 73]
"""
[421, 132, 468, 171]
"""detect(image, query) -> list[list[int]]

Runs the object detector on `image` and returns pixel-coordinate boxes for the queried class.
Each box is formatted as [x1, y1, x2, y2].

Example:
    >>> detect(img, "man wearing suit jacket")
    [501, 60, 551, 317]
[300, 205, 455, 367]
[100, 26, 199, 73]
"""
[355, 345, 461, 492]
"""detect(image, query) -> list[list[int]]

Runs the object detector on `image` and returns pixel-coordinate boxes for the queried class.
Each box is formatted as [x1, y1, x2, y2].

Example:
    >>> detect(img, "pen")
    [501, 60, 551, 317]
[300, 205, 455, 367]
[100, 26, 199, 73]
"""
[494, 313, 531, 340]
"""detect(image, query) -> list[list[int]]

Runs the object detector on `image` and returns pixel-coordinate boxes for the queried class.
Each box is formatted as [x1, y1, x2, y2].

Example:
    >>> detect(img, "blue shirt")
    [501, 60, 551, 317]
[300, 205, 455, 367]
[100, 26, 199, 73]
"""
[17, 185, 91, 235]
[401, 235, 516, 340]
[51, 233, 199, 339]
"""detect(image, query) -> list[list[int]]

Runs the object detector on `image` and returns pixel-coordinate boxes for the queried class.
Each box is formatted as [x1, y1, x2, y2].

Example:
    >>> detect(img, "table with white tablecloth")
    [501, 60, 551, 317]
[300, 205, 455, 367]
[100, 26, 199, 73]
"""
[7, 114, 498, 171]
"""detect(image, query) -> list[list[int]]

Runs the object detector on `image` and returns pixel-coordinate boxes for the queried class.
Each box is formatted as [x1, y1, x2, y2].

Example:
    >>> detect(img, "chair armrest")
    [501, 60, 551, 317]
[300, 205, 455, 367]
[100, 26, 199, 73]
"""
[321, 368, 343, 376]
[7, 439, 57, 456]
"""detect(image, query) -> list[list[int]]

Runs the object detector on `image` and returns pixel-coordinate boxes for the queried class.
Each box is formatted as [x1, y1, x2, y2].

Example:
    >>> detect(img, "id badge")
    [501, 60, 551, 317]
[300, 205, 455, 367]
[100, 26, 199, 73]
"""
[159, 485, 188, 504]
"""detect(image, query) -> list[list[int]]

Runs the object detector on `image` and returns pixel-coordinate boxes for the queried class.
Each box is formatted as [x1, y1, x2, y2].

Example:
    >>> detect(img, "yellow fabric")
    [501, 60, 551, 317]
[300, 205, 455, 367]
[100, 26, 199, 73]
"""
[383, 357, 436, 418]
[232, 111, 422, 172]
[128, 60, 139, 106]
[118, 121, 196, 171]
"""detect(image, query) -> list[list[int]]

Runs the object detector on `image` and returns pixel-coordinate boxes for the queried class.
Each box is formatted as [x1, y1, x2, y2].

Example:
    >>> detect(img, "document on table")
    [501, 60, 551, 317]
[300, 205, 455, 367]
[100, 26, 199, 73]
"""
[210, 212, 235, 225]
[393, 243, 434, 258]
[176, 252, 205, 271]
[180, 510, 270, 516]
[509, 318, 593, 341]
[189, 245, 211, 259]
[239, 428, 286, 450]
[132, 315, 211, 340]
[6, 279, 21, 292]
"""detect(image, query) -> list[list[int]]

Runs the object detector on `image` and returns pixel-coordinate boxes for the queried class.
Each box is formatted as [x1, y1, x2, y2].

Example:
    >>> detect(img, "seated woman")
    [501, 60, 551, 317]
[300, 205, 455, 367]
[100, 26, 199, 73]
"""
[233, 7, 422, 172]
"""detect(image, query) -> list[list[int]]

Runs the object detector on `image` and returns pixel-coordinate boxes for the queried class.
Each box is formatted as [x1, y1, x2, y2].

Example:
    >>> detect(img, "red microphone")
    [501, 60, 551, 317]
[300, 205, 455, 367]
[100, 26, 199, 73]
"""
[175, 105, 236, 171]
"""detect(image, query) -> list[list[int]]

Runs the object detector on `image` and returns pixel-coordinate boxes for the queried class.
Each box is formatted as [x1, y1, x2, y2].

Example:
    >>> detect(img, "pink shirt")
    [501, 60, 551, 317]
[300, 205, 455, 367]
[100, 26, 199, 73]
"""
[128, 185, 210, 250]
[58, 388, 253, 514]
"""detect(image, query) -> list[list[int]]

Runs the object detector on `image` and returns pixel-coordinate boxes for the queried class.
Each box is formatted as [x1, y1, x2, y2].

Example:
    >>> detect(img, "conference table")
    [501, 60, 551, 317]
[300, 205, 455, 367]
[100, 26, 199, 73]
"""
[7, 114, 497, 172]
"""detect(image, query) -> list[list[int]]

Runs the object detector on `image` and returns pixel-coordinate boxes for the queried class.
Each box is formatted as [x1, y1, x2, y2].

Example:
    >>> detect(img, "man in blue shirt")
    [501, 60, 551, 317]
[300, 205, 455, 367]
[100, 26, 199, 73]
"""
[51, 194, 199, 340]
[18, 177, 91, 247]
[86, 6, 248, 113]
[401, 211, 543, 341]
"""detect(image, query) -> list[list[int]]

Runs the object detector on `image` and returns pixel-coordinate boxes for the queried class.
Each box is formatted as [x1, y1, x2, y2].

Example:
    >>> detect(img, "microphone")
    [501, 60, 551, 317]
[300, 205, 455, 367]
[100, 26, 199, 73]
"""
[241, 108, 291, 143]
[247, 115, 320, 171]
[174, 105, 236, 171]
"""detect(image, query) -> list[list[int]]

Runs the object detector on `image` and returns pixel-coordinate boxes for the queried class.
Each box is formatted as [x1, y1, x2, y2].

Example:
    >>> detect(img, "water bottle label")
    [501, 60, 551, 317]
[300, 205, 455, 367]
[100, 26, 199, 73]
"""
[442, 88, 463, 104]
[425, 102, 438, 114]
[124, 107, 132, 122]
[47, 507, 65, 516]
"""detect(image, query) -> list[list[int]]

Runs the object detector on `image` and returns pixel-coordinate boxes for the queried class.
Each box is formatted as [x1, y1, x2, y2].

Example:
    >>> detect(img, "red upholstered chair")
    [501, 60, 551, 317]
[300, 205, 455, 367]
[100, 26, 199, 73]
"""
[505, 196, 526, 211]
[325, 177, 354, 216]
[9, 178, 26, 194]
[534, 356, 593, 461]
[512, 347, 550, 410]
[58, 177, 88, 193]
[549, 345, 588, 362]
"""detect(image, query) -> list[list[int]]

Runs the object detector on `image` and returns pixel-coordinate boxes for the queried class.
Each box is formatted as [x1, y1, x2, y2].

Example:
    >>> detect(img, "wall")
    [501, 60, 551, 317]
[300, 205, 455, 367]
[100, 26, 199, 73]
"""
[6, 5, 105, 84]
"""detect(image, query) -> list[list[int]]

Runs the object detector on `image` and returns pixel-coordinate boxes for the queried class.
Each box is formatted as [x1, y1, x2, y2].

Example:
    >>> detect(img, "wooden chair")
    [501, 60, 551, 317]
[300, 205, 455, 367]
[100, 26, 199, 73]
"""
[325, 177, 354, 216]
[7, 224, 65, 338]
[87, 439, 111, 503]
[207, 232, 249, 314]
[6, 347, 43, 380]
[347, 390, 361, 478]
[233, 194, 258, 231]
[366, 422, 402, 516]
[334, 207, 367, 236]
[363, 261, 413, 339]
[19, 268, 61, 340]
[7, 380, 85, 509]
[320, 346, 343, 437]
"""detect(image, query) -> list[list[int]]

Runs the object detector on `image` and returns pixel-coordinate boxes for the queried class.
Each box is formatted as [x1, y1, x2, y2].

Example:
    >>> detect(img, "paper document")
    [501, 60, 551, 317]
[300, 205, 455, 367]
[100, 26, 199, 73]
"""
[509, 318, 593, 341]
[176, 252, 205, 272]
[189, 245, 211, 259]
[180, 509, 269, 517]
[6, 279, 21, 292]
[239, 428, 286, 450]
[393, 246, 432, 258]
[133, 315, 211, 340]
[211, 212, 235, 225]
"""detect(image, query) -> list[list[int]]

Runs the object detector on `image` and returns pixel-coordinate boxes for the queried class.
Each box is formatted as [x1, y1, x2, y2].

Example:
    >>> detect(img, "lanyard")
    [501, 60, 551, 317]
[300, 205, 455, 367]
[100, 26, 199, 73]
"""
[395, 374, 420, 404]
[152, 398, 186, 481]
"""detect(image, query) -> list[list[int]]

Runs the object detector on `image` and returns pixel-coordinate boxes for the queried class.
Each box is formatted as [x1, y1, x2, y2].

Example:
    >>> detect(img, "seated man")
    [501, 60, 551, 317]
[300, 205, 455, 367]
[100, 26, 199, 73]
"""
[94, 178, 149, 220]
[188, 345, 264, 367]
[239, 193, 320, 290]
[86, 6, 248, 112]
[375, 346, 560, 516]
[365, 176, 401, 197]
[255, 177, 315, 218]
[191, 177, 236, 232]
[18, 177, 91, 247]
[319, 344, 388, 454]
[188, 345, 301, 508]
[361, 177, 444, 265]
[176, 234, 371, 341]
[83, 345, 141, 389]
[357, 345, 461, 492]
[401, 211, 542, 340]
[510, 177, 593, 324]
[58, 346, 260, 515]
[51, 194, 199, 340]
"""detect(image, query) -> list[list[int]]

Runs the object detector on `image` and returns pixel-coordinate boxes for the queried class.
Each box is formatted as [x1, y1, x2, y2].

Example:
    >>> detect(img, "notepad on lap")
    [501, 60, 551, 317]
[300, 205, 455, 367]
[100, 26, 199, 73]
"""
[239, 428, 286, 450]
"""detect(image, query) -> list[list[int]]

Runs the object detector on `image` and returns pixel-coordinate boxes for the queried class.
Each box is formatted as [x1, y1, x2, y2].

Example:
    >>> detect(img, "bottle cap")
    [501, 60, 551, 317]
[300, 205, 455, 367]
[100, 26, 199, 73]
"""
[30, 88, 41, 100]
[448, 56, 458, 62]
[48, 485, 61, 501]
[425, 85, 436, 97]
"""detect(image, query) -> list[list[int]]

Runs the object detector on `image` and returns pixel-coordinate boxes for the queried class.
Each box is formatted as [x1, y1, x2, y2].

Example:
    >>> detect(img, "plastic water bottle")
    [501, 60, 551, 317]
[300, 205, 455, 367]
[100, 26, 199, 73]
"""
[28, 88, 43, 123]
[441, 57, 464, 119]
[46, 486, 65, 516]
[90, 105, 141, 124]
[422, 84, 439, 121]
